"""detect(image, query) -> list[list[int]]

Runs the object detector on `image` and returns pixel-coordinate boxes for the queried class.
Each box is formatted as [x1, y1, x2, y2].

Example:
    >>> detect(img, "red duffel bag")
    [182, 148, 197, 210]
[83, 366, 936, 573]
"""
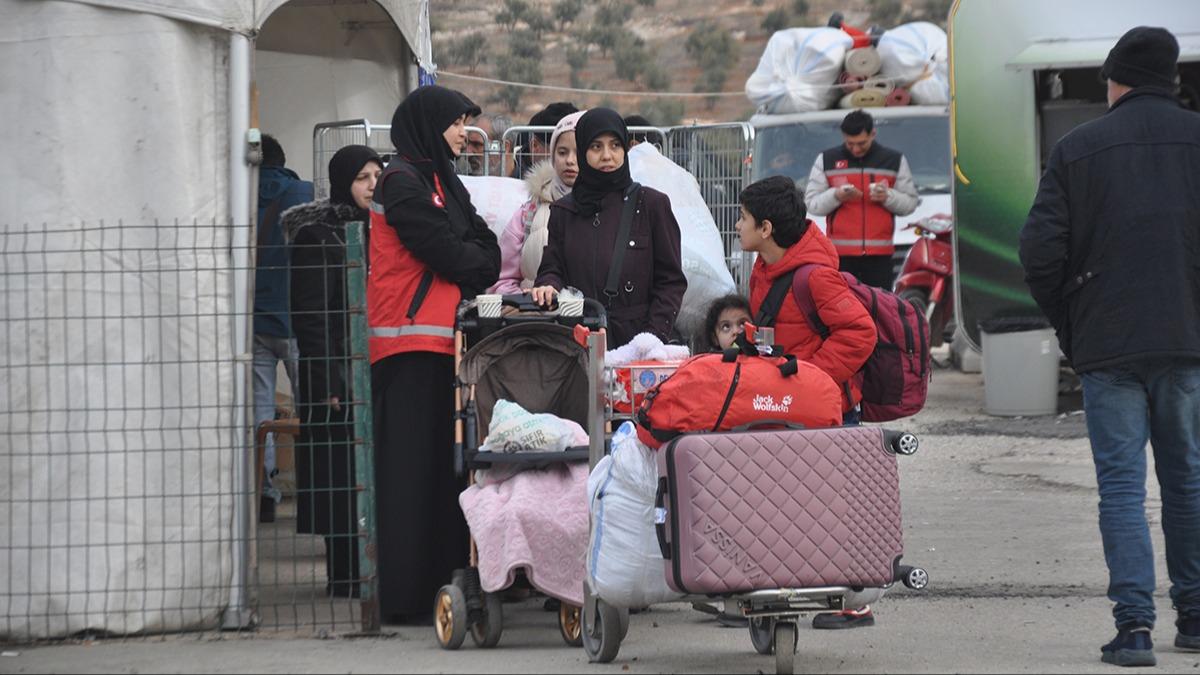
[634, 342, 843, 449]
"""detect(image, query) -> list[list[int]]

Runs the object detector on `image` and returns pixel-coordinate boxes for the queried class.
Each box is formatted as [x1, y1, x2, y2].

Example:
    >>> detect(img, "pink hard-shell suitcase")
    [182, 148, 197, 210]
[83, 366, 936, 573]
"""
[653, 425, 906, 595]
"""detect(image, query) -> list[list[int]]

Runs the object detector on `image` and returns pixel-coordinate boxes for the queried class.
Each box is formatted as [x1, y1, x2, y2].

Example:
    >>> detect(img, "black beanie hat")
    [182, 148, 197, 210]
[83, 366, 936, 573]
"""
[1100, 26, 1179, 89]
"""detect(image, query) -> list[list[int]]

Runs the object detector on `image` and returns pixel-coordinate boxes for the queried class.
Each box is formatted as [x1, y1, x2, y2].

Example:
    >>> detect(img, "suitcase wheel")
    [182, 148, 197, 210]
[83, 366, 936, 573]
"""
[892, 432, 919, 456]
[774, 621, 797, 674]
[749, 615, 775, 655]
[899, 566, 929, 590]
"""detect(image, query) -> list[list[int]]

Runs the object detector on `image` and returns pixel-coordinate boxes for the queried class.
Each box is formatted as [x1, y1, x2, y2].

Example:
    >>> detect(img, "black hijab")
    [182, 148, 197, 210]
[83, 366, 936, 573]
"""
[389, 85, 481, 209]
[571, 108, 633, 218]
[328, 145, 382, 216]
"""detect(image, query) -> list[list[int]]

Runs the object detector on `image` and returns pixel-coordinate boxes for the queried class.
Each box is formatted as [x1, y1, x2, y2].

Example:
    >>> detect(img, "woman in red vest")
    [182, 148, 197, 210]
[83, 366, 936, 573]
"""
[369, 86, 500, 623]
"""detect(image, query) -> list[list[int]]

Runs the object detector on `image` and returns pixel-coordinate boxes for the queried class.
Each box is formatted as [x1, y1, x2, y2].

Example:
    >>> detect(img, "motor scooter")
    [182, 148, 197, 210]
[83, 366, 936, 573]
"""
[893, 213, 954, 346]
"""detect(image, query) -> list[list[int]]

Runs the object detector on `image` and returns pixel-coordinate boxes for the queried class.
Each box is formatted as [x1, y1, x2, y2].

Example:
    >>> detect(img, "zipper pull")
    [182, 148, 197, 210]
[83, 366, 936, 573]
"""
[593, 214, 600, 228]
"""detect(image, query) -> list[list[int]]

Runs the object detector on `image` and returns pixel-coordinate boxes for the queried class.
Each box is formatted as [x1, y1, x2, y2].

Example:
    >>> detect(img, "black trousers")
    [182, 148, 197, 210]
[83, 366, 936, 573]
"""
[371, 352, 468, 620]
[839, 254, 896, 290]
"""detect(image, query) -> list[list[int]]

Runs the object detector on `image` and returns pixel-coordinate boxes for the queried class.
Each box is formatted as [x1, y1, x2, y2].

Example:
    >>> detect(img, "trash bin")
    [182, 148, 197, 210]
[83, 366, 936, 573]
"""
[979, 316, 1059, 416]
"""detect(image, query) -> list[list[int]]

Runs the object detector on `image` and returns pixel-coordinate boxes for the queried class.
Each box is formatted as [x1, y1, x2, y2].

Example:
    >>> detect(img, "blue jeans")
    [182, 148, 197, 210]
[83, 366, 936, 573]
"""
[253, 333, 299, 501]
[1081, 358, 1200, 628]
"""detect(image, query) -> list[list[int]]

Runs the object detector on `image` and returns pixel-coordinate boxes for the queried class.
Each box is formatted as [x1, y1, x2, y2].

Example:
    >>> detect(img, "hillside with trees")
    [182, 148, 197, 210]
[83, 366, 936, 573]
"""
[431, 0, 952, 126]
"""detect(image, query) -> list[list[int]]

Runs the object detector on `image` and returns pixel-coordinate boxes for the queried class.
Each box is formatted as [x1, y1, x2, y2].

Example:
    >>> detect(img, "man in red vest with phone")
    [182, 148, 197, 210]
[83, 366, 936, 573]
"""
[803, 110, 920, 290]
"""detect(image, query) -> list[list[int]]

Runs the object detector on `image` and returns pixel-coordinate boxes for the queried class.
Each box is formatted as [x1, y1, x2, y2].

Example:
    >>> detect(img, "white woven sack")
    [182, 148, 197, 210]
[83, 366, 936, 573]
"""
[628, 144, 735, 340]
[877, 21, 949, 104]
[587, 423, 683, 607]
[745, 27, 854, 114]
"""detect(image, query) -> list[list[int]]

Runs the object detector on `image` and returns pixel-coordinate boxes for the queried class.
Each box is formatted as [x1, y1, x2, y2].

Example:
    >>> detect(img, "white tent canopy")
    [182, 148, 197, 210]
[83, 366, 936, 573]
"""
[0, 0, 425, 639]
[62, 0, 431, 60]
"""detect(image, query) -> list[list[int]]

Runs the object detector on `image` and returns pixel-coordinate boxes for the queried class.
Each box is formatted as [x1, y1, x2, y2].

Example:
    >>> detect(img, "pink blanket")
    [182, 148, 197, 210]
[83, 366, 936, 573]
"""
[459, 462, 589, 606]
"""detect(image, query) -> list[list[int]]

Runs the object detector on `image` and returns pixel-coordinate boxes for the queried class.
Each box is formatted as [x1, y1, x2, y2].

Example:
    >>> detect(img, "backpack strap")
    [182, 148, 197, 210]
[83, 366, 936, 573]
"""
[794, 265, 859, 404]
[753, 270, 795, 327]
[790, 263, 831, 340]
[602, 182, 642, 307]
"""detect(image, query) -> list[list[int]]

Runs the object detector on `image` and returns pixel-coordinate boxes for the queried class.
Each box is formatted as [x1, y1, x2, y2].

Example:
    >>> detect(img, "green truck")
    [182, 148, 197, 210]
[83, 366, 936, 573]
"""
[949, 0, 1200, 349]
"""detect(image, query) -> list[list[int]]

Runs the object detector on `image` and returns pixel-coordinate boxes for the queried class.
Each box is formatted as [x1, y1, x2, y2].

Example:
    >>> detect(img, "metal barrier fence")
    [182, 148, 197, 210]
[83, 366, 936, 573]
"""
[0, 219, 377, 639]
[313, 120, 489, 192]
[312, 120, 754, 293]
[499, 125, 668, 182]
[663, 123, 756, 294]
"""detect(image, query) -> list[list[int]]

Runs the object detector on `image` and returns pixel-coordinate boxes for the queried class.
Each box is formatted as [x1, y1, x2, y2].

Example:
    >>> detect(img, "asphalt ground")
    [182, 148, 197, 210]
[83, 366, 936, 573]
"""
[6, 364, 1199, 673]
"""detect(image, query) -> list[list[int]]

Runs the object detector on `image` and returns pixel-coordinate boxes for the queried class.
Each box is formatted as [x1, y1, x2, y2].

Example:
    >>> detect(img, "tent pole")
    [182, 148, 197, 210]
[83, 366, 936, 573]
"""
[223, 30, 255, 631]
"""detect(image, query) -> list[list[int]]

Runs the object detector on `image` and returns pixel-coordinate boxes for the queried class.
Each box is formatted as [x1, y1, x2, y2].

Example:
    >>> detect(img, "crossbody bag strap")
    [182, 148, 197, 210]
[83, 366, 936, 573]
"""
[602, 183, 642, 307]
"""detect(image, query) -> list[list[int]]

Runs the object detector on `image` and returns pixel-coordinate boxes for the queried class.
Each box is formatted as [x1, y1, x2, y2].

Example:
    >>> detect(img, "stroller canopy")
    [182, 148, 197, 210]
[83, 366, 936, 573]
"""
[459, 323, 590, 434]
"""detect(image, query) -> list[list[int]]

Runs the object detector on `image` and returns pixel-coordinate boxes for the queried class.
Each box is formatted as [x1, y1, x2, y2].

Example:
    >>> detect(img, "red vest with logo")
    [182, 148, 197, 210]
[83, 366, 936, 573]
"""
[367, 163, 461, 362]
[821, 143, 903, 257]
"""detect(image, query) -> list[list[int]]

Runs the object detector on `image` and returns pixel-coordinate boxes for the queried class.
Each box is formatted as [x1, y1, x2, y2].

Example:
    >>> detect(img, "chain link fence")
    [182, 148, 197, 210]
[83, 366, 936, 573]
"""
[0, 219, 378, 640]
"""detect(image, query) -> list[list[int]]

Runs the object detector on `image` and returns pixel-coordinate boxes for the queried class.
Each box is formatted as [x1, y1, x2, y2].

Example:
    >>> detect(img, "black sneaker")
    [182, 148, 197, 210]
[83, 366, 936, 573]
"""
[812, 606, 874, 630]
[1102, 625, 1156, 667]
[259, 496, 275, 524]
[1178, 613, 1200, 652]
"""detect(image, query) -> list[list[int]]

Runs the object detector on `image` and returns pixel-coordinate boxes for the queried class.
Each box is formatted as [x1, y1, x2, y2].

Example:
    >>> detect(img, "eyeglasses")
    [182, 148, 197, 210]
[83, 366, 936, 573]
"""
[716, 319, 747, 335]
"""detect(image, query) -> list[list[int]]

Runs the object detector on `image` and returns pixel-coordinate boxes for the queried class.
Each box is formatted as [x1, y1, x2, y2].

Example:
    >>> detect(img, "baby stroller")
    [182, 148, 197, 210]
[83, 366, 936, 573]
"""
[433, 294, 609, 650]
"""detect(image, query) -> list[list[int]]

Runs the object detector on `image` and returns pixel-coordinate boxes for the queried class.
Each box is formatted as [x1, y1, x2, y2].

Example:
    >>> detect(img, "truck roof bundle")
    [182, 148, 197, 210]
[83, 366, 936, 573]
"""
[747, 21, 950, 114]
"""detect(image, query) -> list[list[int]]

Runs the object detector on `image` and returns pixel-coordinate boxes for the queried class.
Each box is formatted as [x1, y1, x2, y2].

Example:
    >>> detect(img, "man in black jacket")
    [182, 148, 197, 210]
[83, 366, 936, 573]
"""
[1020, 26, 1200, 668]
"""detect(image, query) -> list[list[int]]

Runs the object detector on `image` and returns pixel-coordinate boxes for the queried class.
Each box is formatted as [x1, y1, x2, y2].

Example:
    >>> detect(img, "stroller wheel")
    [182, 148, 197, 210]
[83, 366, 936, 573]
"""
[617, 606, 631, 642]
[434, 585, 468, 650]
[749, 616, 775, 655]
[559, 603, 583, 647]
[470, 591, 504, 648]
[582, 598, 623, 663]
[774, 621, 797, 675]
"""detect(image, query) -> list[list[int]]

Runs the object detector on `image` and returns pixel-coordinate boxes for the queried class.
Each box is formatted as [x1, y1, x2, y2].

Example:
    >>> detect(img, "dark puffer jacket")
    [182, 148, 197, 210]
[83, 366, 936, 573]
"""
[535, 187, 687, 347]
[283, 199, 363, 537]
[1019, 88, 1200, 372]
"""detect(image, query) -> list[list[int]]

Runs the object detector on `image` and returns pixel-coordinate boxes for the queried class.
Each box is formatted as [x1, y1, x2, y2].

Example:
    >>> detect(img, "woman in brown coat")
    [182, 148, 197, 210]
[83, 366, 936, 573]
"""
[531, 108, 687, 347]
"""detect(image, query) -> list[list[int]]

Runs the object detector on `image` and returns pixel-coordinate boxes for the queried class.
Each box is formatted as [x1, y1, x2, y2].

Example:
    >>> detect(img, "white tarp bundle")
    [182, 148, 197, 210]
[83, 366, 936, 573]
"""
[0, 0, 423, 639]
[629, 143, 736, 340]
[461, 176, 529, 242]
[745, 28, 855, 114]
[877, 22, 950, 105]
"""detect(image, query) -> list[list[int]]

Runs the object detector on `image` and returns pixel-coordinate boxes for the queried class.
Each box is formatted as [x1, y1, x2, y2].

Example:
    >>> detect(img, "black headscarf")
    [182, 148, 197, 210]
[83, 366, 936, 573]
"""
[328, 145, 382, 214]
[571, 108, 633, 218]
[389, 85, 481, 209]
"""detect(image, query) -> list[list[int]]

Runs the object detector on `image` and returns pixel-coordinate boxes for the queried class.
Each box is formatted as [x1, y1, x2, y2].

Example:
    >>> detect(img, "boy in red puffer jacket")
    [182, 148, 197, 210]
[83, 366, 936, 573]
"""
[740, 175, 880, 629]
[741, 175, 876, 420]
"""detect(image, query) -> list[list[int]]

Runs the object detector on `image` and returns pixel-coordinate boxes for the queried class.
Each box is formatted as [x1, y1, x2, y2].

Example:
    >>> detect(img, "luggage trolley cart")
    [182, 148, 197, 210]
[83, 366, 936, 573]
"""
[583, 423, 928, 675]
[434, 294, 609, 650]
